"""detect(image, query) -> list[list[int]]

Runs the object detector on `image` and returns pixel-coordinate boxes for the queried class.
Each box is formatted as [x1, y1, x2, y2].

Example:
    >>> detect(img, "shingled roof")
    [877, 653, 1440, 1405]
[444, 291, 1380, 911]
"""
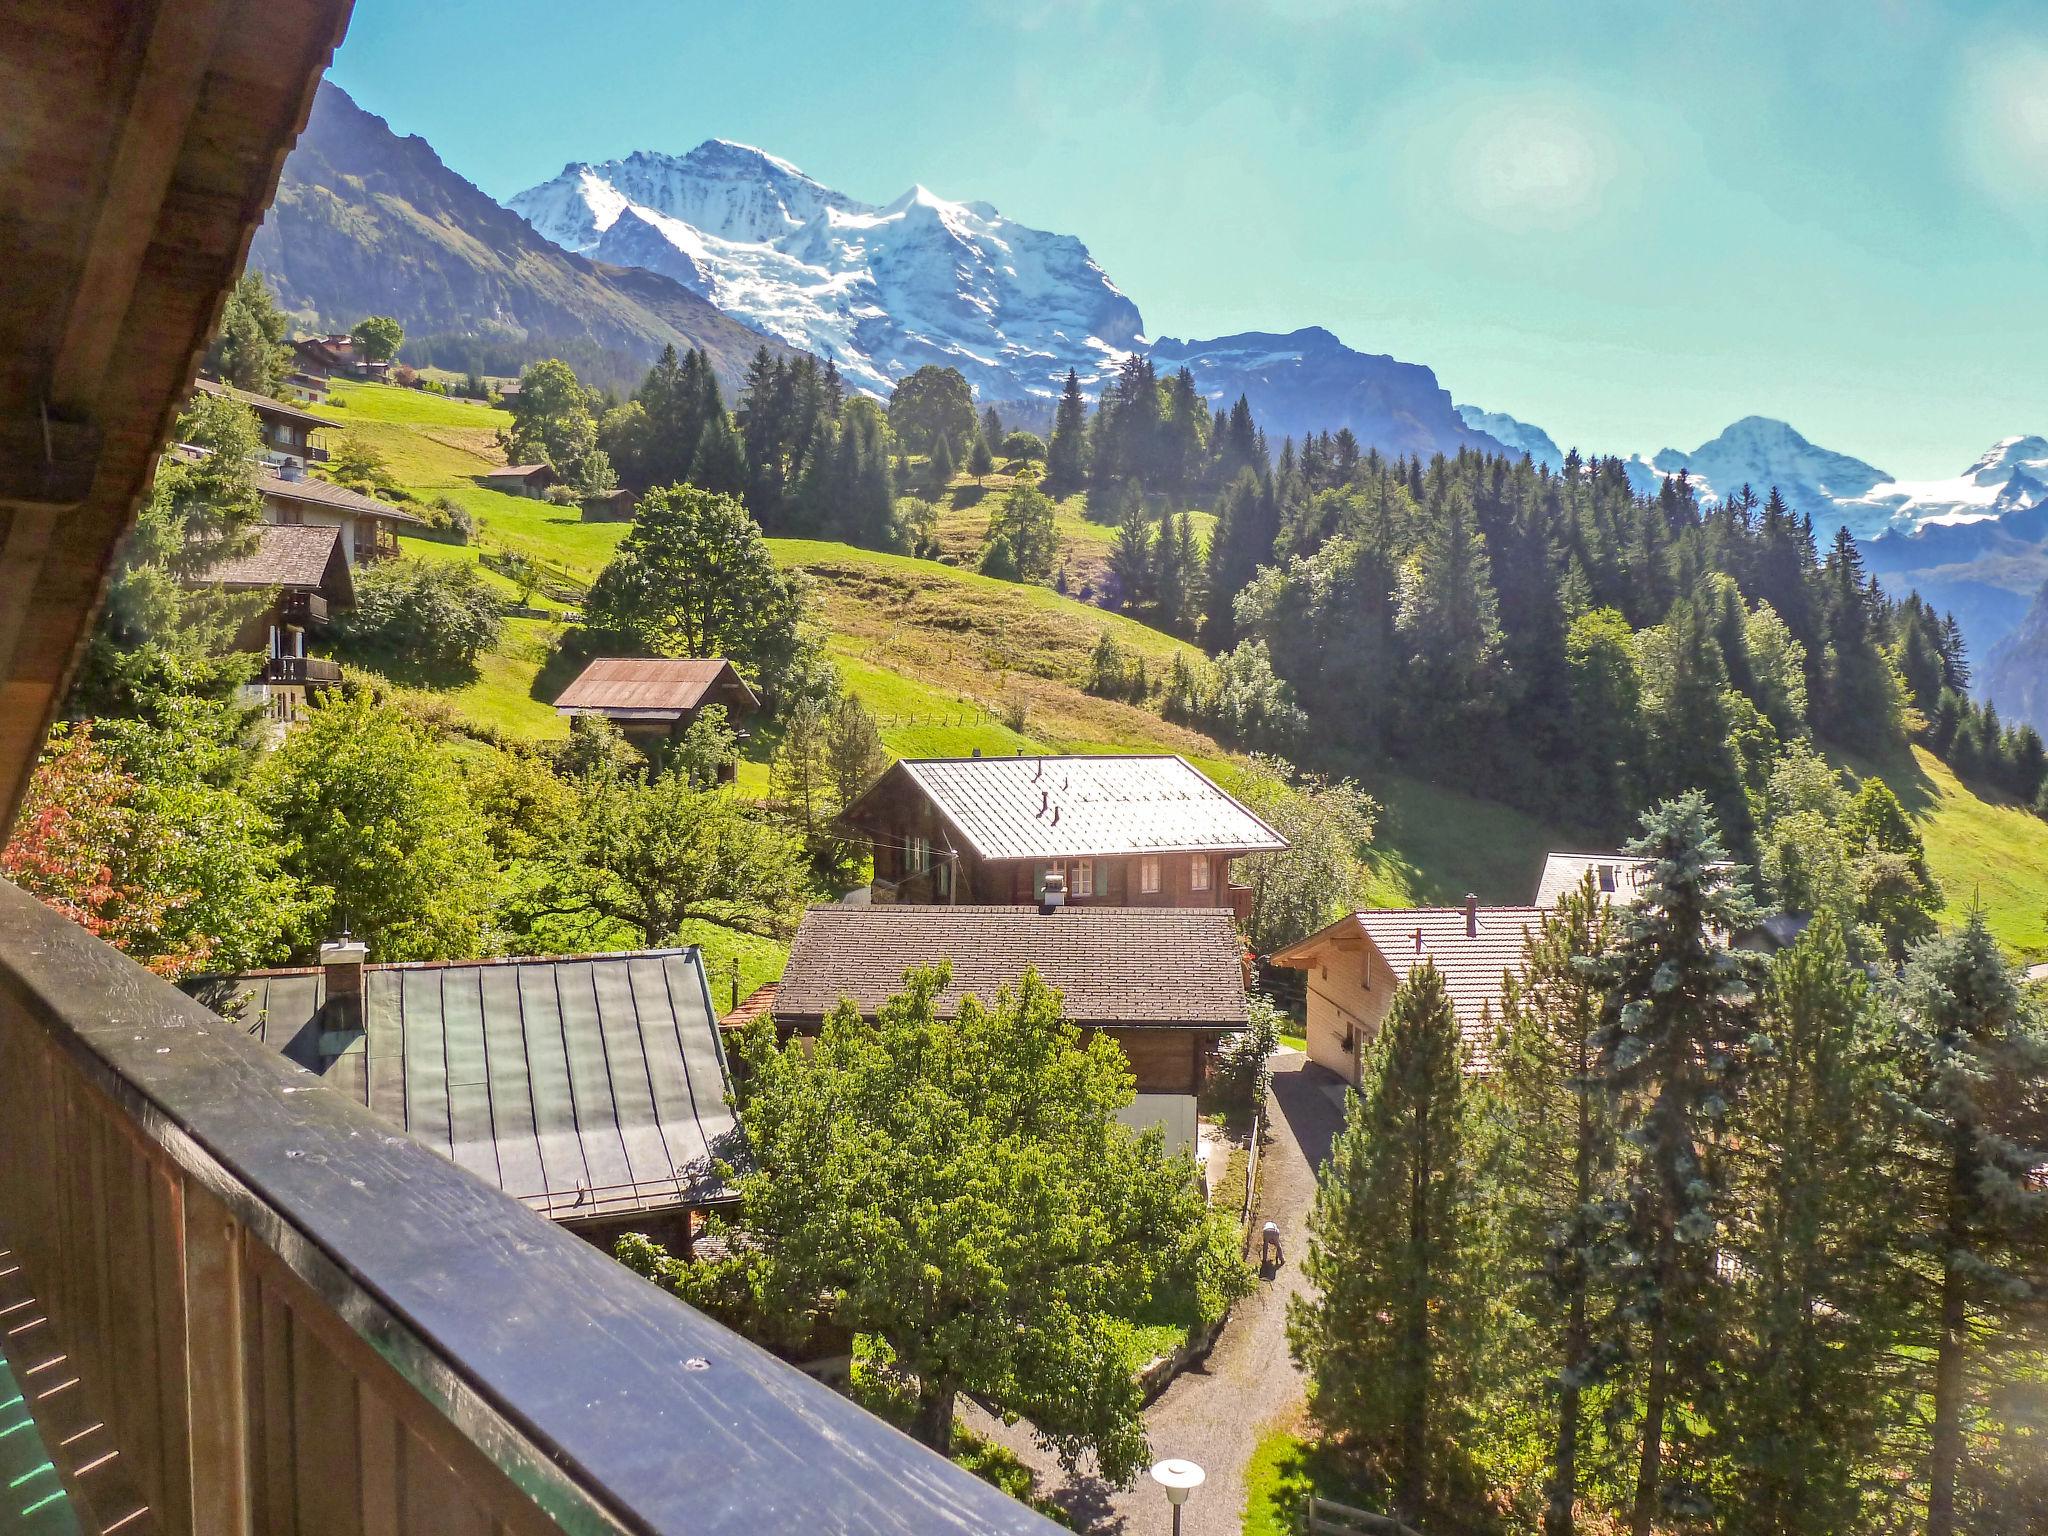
[260, 466, 427, 524]
[193, 374, 331, 431]
[1275, 906, 1544, 1067]
[774, 905, 1250, 1029]
[843, 754, 1288, 862]
[193, 522, 352, 597]
[554, 657, 760, 720]
[188, 950, 739, 1219]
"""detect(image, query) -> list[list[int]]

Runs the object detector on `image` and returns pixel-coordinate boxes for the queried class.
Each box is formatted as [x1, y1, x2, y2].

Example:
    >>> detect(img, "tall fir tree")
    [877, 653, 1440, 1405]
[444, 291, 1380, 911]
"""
[1484, 875, 1624, 1536]
[1718, 916, 1916, 1536]
[1045, 368, 1088, 496]
[1290, 964, 1485, 1520]
[1587, 793, 1764, 1536]
[1897, 913, 2048, 1536]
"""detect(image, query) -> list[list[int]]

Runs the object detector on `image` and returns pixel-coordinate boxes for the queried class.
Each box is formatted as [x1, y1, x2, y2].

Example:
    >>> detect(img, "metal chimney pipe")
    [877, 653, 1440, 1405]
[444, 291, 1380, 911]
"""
[1465, 893, 1478, 938]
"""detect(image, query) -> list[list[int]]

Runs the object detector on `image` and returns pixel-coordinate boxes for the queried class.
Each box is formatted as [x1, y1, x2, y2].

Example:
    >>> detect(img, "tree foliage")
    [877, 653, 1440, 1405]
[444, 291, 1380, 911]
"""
[641, 966, 1250, 1480]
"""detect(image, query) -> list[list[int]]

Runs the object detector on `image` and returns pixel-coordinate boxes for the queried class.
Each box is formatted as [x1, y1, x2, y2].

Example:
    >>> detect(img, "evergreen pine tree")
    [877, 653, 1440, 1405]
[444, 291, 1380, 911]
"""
[968, 433, 995, 481]
[1898, 914, 2048, 1536]
[928, 431, 956, 496]
[1719, 916, 1915, 1536]
[1485, 876, 1624, 1536]
[1045, 369, 1088, 496]
[1290, 963, 1484, 1519]
[1203, 468, 1280, 650]
[1587, 794, 1764, 1536]
[690, 412, 749, 499]
[1108, 499, 1153, 614]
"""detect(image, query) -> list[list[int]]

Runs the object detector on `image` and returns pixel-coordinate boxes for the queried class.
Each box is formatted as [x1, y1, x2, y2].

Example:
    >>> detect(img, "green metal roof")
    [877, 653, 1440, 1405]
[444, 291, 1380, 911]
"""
[192, 950, 740, 1221]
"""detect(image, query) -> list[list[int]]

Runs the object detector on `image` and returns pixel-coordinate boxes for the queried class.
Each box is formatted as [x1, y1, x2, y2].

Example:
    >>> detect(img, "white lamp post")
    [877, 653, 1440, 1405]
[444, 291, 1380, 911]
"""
[1150, 1457, 1205, 1536]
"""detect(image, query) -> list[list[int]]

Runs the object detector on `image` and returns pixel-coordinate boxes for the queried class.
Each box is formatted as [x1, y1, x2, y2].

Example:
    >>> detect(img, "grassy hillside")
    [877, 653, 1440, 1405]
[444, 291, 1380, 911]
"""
[316, 381, 2048, 957]
[1839, 745, 2048, 959]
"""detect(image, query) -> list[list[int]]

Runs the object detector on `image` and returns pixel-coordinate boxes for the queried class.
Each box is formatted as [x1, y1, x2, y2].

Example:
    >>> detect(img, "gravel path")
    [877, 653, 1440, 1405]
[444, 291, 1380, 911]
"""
[965, 1053, 1348, 1534]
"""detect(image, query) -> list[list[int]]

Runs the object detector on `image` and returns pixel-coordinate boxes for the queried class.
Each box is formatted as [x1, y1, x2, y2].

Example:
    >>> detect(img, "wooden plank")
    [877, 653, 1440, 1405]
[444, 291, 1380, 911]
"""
[401, 1437, 493, 1536]
[181, 1183, 249, 1536]
[258, 1277, 297, 1536]
[288, 1290, 361, 1536]
[356, 1389, 401, 1536]
[146, 1159, 194, 1535]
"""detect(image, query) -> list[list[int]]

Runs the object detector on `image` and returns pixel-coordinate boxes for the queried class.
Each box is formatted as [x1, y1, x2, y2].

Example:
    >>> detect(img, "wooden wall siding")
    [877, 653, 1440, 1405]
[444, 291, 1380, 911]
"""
[0, 879, 1062, 1536]
[1095, 1028, 1212, 1095]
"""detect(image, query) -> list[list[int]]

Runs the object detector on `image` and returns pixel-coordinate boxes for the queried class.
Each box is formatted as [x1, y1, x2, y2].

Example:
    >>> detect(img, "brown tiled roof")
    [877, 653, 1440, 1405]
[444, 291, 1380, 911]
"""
[846, 755, 1289, 862]
[195, 522, 347, 592]
[1274, 906, 1545, 1067]
[193, 374, 331, 431]
[774, 904, 1249, 1029]
[484, 463, 553, 480]
[721, 982, 779, 1029]
[554, 657, 759, 718]
[261, 468, 428, 525]
[187, 950, 740, 1219]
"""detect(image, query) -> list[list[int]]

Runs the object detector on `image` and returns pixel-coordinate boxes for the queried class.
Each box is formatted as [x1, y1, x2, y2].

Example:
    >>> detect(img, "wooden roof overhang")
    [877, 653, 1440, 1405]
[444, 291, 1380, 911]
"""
[0, 0, 354, 838]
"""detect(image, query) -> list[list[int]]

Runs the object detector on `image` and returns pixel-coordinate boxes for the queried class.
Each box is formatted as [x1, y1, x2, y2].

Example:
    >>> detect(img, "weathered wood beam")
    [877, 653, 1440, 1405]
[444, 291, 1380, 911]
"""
[48, 0, 232, 415]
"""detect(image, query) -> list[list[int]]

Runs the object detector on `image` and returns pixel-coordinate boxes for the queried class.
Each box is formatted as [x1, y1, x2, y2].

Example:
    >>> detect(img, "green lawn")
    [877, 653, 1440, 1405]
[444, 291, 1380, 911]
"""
[1838, 744, 2048, 959]
[1242, 1429, 1384, 1536]
[676, 920, 789, 1016]
[1359, 769, 1565, 907]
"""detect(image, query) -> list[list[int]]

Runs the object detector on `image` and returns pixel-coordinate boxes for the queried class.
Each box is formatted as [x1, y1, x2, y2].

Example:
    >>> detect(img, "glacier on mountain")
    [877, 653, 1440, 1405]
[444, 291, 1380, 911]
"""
[510, 142, 1143, 401]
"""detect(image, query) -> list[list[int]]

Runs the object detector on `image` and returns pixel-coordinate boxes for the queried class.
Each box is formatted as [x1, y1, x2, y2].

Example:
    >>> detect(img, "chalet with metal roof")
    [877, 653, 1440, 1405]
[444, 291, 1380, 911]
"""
[554, 657, 761, 752]
[1272, 899, 1542, 1082]
[189, 944, 740, 1255]
[839, 753, 1286, 915]
[769, 902, 1250, 1154]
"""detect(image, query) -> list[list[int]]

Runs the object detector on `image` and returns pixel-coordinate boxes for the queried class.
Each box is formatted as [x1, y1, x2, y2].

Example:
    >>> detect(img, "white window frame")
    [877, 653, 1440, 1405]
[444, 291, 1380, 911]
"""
[1072, 859, 1094, 897]
[1139, 855, 1161, 895]
[1190, 854, 1211, 892]
[909, 835, 930, 874]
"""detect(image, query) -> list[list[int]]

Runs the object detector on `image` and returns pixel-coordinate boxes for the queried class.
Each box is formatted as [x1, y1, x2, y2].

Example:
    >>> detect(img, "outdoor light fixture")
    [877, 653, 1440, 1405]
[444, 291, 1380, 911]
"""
[1150, 1458, 1205, 1536]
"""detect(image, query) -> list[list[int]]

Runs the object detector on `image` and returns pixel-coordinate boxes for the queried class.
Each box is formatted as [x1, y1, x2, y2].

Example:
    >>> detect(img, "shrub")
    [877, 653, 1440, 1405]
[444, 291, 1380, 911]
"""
[335, 558, 504, 680]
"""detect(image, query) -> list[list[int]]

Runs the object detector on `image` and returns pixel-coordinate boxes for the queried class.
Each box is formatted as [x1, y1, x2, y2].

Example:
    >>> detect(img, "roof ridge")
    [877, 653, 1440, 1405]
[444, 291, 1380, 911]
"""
[190, 946, 697, 982]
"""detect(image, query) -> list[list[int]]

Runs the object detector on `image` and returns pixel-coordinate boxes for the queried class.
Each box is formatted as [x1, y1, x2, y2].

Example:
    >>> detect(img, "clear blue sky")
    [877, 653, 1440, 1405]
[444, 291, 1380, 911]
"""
[330, 0, 2048, 479]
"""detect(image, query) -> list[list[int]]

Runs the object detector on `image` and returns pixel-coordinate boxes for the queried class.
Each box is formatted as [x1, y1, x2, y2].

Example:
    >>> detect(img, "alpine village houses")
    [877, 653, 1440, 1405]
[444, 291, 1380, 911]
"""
[184, 376, 424, 720]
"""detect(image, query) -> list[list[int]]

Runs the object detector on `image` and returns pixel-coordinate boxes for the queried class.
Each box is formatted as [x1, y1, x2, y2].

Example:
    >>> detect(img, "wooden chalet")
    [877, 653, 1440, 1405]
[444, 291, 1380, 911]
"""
[191, 522, 353, 718]
[481, 462, 557, 498]
[769, 902, 1252, 1155]
[292, 332, 390, 381]
[553, 657, 760, 753]
[1272, 899, 1542, 1084]
[189, 944, 740, 1256]
[257, 458, 425, 564]
[0, 5, 1053, 1529]
[838, 753, 1287, 915]
[193, 373, 331, 465]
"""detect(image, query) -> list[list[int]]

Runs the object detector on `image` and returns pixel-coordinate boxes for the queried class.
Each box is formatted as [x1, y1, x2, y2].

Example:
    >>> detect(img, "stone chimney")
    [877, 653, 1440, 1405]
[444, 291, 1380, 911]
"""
[319, 937, 369, 1037]
[1464, 893, 1478, 938]
[1039, 869, 1067, 915]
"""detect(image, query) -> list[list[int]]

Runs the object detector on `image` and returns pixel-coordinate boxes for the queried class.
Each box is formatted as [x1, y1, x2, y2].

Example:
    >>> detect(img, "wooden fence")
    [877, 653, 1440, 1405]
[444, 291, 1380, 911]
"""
[1303, 1494, 1426, 1536]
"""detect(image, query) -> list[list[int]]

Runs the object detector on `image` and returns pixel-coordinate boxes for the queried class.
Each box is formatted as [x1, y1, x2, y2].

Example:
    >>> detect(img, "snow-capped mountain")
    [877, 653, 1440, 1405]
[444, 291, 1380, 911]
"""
[1642, 417, 1892, 532]
[1144, 328, 1508, 460]
[1831, 435, 2048, 533]
[1455, 404, 1563, 470]
[510, 143, 1143, 401]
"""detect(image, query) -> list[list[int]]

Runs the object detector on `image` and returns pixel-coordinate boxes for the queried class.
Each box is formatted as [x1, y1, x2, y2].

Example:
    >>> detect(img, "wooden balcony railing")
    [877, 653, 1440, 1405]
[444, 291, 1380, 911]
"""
[0, 878, 1058, 1536]
[278, 590, 329, 628]
[260, 653, 342, 687]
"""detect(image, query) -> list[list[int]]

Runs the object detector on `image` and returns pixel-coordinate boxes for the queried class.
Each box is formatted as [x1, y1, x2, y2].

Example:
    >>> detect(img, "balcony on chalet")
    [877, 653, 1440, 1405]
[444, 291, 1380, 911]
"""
[260, 653, 343, 687]
[0, 879, 1060, 1536]
[278, 588, 330, 629]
